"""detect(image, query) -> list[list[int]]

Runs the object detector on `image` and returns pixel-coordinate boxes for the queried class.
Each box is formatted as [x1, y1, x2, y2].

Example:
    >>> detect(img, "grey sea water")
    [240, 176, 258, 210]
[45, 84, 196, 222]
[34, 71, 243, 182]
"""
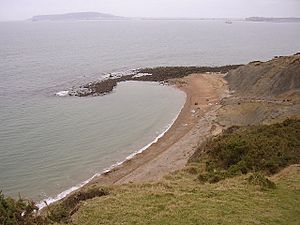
[0, 20, 300, 202]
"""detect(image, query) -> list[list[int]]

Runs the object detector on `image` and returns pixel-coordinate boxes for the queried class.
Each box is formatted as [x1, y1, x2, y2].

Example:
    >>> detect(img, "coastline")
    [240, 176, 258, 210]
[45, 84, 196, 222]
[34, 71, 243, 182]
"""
[89, 73, 228, 185]
[38, 73, 228, 209]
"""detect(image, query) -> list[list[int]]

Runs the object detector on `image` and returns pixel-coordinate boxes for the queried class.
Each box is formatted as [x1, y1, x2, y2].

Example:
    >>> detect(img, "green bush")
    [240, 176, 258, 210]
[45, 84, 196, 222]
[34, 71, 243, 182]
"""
[0, 191, 47, 225]
[191, 119, 300, 183]
[0, 186, 109, 224]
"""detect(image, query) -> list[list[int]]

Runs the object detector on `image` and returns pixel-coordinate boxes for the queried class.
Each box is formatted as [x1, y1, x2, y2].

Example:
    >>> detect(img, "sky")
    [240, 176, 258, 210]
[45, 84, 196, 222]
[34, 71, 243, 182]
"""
[0, 0, 299, 21]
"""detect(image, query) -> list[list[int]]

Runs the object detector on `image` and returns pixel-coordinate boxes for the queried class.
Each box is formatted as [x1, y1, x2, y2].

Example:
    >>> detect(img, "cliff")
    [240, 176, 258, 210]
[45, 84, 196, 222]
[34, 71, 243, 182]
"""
[225, 53, 300, 101]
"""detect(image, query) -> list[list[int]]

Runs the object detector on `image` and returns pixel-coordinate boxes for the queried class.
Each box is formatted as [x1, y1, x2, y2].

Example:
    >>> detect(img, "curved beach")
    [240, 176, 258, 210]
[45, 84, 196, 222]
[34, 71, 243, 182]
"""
[89, 73, 228, 186]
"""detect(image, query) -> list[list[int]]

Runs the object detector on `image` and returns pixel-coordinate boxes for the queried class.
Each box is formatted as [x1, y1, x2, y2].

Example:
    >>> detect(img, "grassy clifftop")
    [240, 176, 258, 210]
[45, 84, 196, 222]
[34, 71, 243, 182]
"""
[70, 165, 300, 225]
[55, 120, 300, 224]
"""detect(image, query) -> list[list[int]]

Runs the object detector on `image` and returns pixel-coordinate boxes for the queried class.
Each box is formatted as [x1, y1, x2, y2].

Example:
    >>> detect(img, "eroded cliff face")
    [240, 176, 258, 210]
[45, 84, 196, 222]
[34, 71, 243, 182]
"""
[225, 53, 300, 101]
[218, 53, 300, 127]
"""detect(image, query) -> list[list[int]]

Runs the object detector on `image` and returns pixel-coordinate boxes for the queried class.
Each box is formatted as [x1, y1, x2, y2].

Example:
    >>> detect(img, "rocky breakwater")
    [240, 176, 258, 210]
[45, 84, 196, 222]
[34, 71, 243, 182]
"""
[68, 75, 133, 97]
[67, 65, 241, 97]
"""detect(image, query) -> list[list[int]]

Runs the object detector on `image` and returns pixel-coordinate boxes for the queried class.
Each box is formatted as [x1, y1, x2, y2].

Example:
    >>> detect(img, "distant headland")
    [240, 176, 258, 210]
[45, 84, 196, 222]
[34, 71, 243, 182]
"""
[245, 17, 300, 23]
[30, 12, 127, 21]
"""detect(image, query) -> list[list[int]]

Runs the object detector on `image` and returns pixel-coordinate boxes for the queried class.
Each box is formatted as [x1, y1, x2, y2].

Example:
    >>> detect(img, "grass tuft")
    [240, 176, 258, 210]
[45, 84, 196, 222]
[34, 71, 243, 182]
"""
[247, 172, 276, 190]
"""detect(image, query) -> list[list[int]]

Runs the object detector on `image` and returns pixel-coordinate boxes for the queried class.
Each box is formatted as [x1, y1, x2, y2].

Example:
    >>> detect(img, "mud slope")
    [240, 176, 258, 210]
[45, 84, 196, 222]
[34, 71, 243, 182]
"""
[225, 53, 300, 101]
[218, 53, 300, 127]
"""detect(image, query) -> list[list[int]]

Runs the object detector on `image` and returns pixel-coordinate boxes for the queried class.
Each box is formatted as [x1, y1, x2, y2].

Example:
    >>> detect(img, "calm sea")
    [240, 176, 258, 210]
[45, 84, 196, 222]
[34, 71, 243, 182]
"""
[0, 20, 299, 202]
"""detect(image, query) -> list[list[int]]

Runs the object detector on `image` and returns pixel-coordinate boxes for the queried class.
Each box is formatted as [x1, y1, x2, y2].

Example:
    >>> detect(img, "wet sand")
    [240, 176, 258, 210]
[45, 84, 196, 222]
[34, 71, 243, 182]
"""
[90, 73, 228, 186]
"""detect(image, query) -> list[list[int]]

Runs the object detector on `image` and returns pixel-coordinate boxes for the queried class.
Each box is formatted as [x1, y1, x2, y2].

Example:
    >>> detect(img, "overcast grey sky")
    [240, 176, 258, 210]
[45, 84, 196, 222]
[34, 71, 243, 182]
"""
[0, 0, 299, 21]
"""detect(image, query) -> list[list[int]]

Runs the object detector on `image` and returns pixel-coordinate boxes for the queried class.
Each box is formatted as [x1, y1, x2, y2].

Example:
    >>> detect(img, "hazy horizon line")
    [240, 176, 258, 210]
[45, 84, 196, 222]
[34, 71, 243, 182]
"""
[1, 17, 244, 22]
[1, 12, 300, 22]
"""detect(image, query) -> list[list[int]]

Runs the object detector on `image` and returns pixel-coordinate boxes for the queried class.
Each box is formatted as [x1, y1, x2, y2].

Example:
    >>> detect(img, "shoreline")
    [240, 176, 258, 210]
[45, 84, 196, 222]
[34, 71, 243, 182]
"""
[37, 83, 186, 209]
[38, 73, 228, 209]
[89, 73, 228, 185]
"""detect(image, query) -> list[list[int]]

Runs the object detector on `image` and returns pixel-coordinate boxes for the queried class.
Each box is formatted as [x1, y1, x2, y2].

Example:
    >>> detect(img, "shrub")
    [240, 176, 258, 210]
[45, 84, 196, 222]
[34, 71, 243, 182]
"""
[247, 173, 276, 190]
[0, 191, 47, 225]
[0, 186, 109, 224]
[197, 170, 227, 184]
[191, 119, 300, 183]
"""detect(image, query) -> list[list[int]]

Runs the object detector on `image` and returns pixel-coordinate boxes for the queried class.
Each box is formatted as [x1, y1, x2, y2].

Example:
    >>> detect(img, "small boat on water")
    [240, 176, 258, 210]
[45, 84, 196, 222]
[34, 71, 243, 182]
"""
[225, 20, 233, 24]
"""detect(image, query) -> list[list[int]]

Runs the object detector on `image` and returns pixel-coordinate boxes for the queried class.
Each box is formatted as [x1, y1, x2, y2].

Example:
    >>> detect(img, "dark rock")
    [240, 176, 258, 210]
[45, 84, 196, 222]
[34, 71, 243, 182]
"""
[70, 65, 242, 97]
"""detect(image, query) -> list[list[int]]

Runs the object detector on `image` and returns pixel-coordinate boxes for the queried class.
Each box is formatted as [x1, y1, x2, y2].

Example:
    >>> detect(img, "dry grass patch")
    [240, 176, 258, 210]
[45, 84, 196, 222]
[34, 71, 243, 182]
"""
[69, 165, 300, 225]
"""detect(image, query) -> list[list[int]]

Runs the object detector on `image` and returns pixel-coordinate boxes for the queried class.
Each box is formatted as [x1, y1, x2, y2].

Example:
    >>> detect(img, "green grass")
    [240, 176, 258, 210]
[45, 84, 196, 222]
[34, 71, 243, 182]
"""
[70, 165, 300, 225]
[67, 119, 300, 225]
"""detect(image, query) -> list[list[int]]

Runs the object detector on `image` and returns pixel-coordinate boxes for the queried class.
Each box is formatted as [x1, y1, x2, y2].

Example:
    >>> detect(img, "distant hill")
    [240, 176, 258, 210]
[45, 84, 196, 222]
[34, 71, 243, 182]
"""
[245, 17, 300, 23]
[225, 53, 300, 100]
[30, 12, 127, 21]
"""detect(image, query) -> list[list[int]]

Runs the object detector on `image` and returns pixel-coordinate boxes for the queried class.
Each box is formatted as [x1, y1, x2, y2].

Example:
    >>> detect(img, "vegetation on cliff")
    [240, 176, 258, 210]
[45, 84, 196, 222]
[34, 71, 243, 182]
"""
[0, 187, 108, 225]
[69, 165, 300, 225]
[189, 119, 300, 184]
[0, 192, 46, 224]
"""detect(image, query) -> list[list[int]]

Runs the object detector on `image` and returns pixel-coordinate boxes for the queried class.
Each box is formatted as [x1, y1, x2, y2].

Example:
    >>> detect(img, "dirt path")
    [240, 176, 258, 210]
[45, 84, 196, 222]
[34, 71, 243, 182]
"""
[90, 73, 228, 186]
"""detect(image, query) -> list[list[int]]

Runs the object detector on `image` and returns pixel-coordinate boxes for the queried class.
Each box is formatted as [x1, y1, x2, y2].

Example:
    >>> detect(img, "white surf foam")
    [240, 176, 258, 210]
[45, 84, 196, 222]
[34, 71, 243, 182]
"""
[36, 172, 100, 209]
[55, 91, 69, 97]
[132, 73, 152, 78]
[102, 68, 140, 80]
[37, 89, 186, 210]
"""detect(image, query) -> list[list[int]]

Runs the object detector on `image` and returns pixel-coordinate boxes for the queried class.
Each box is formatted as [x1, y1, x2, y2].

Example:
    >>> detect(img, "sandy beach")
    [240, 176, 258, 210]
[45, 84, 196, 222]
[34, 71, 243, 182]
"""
[90, 73, 228, 186]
